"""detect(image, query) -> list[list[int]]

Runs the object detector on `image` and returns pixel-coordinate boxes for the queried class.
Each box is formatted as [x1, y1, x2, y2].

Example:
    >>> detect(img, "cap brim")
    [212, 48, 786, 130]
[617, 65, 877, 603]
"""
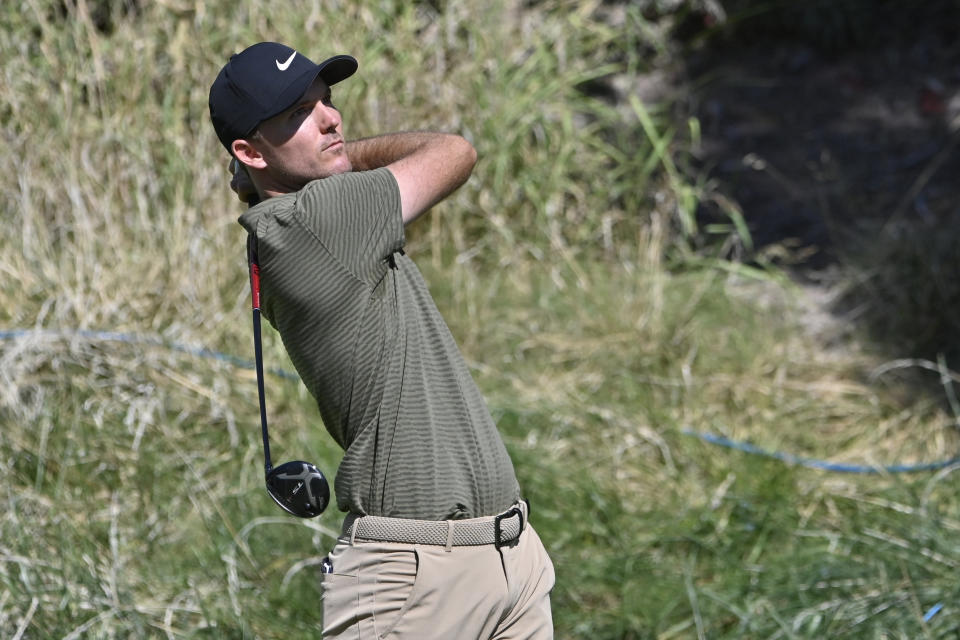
[317, 55, 358, 87]
[253, 54, 358, 135]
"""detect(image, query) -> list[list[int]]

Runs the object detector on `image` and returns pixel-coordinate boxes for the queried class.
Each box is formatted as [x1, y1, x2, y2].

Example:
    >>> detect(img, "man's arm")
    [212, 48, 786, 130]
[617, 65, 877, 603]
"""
[346, 132, 477, 225]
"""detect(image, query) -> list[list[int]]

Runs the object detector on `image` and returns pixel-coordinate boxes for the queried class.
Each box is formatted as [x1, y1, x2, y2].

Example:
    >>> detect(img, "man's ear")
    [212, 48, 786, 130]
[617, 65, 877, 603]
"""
[231, 139, 268, 170]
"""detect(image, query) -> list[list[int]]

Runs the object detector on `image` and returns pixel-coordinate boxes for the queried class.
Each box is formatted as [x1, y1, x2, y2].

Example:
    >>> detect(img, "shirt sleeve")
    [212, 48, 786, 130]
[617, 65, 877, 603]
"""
[293, 167, 404, 285]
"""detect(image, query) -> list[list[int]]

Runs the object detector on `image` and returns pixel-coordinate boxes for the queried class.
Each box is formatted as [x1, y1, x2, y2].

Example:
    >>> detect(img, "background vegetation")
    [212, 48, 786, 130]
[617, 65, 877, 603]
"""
[2, 0, 960, 637]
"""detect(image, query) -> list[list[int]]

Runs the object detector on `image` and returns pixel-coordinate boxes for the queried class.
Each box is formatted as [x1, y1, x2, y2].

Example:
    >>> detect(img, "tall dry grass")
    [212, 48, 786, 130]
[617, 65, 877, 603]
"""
[3, 1, 960, 638]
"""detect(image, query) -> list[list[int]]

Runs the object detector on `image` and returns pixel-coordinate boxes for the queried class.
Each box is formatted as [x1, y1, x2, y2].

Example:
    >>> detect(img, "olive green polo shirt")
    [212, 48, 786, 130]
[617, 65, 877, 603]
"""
[238, 168, 520, 520]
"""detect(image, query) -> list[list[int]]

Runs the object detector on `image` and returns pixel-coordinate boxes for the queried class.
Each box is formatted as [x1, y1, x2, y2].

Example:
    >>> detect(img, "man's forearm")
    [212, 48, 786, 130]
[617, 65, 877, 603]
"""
[346, 132, 454, 172]
[348, 130, 476, 224]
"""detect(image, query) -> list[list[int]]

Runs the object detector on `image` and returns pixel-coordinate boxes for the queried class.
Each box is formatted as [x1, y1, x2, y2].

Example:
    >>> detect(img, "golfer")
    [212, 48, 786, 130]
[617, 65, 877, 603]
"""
[209, 42, 554, 638]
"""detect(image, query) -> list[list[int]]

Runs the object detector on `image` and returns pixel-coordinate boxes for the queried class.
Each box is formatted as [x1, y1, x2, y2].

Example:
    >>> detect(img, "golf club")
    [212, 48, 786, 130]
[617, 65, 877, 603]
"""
[246, 207, 330, 518]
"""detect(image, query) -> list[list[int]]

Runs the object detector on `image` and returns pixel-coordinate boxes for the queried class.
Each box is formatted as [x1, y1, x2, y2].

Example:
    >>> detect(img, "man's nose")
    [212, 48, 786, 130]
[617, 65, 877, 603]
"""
[313, 104, 340, 132]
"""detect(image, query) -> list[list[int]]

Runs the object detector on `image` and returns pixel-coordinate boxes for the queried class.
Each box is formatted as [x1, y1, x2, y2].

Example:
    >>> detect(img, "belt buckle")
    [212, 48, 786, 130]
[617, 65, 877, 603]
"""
[494, 506, 524, 549]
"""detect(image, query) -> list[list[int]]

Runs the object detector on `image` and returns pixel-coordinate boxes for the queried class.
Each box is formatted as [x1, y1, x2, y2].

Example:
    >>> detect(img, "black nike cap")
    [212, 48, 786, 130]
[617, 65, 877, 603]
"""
[209, 42, 357, 153]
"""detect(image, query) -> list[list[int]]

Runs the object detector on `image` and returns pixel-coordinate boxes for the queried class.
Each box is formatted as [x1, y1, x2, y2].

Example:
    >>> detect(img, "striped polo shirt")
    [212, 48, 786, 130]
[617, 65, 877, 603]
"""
[238, 168, 520, 520]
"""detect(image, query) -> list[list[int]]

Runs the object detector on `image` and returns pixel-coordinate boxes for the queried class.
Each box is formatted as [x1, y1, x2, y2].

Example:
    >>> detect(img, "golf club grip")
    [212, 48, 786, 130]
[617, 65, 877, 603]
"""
[248, 237, 273, 475]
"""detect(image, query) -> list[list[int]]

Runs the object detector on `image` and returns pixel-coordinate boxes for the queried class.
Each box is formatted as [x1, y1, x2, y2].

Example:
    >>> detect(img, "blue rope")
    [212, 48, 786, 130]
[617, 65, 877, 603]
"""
[0, 328, 299, 381]
[924, 602, 944, 622]
[5, 328, 959, 475]
[683, 429, 960, 474]
[3, 329, 948, 622]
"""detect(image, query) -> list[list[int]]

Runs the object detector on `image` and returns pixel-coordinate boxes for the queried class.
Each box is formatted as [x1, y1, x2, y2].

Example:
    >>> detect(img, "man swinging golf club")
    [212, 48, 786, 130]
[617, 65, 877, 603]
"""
[209, 42, 555, 638]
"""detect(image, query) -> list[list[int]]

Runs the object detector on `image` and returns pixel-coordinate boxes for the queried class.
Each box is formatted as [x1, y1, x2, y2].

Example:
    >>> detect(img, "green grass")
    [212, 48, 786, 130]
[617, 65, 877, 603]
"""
[3, 0, 960, 638]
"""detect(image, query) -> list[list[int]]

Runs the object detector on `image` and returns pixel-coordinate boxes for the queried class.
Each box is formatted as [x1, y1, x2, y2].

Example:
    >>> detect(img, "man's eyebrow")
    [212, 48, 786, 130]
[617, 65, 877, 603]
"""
[288, 96, 316, 113]
[284, 86, 332, 118]
[299, 87, 331, 106]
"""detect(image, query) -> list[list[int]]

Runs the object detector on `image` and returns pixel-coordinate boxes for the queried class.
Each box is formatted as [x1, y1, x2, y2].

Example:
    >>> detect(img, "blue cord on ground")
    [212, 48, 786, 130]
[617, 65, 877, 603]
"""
[4, 327, 959, 475]
[1, 328, 950, 623]
[0, 328, 298, 380]
[683, 429, 960, 474]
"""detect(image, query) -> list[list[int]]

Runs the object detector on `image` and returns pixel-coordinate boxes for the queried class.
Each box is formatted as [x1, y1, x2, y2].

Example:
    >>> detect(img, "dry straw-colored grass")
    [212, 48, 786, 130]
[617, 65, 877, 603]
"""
[3, 0, 960, 638]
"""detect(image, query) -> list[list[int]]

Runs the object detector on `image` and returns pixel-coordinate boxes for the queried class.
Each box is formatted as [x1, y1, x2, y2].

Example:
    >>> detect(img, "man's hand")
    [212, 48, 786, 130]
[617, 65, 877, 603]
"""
[346, 132, 477, 225]
[229, 158, 258, 205]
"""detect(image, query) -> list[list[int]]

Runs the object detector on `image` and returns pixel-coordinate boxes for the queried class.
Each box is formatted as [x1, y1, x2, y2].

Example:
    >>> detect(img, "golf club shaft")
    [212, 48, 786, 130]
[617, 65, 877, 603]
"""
[240, 181, 330, 518]
[247, 217, 273, 476]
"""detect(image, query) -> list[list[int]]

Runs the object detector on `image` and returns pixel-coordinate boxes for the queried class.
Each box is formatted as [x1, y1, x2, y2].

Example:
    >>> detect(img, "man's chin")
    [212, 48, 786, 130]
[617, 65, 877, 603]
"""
[302, 158, 353, 183]
[326, 160, 353, 177]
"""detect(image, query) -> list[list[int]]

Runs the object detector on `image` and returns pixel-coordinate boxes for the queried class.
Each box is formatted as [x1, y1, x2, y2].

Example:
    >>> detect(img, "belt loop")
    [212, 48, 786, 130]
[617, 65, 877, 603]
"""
[445, 521, 454, 552]
[349, 517, 359, 546]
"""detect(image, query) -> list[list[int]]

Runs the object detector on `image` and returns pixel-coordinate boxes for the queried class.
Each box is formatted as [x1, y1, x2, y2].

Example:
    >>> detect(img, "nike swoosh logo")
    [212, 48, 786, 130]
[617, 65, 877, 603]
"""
[276, 51, 296, 71]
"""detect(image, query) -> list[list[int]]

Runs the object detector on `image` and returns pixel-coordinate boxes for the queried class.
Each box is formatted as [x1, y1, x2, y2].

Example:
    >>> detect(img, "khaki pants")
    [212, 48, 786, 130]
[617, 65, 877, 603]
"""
[321, 524, 555, 639]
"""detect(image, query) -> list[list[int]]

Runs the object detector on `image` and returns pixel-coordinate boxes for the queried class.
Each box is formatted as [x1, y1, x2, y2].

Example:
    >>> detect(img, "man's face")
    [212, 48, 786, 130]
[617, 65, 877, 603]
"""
[248, 78, 352, 191]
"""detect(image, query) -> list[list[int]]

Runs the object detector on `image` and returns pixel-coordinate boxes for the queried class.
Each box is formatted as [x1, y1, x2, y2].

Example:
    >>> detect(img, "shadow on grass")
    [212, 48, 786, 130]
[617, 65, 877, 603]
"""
[674, 1, 960, 363]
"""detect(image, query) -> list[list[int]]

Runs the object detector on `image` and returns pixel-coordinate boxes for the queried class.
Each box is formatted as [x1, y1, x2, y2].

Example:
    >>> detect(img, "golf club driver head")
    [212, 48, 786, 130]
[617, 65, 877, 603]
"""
[265, 460, 330, 518]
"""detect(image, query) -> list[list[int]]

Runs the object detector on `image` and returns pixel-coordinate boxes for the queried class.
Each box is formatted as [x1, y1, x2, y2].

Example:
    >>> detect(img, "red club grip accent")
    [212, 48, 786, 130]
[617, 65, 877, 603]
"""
[250, 262, 261, 310]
